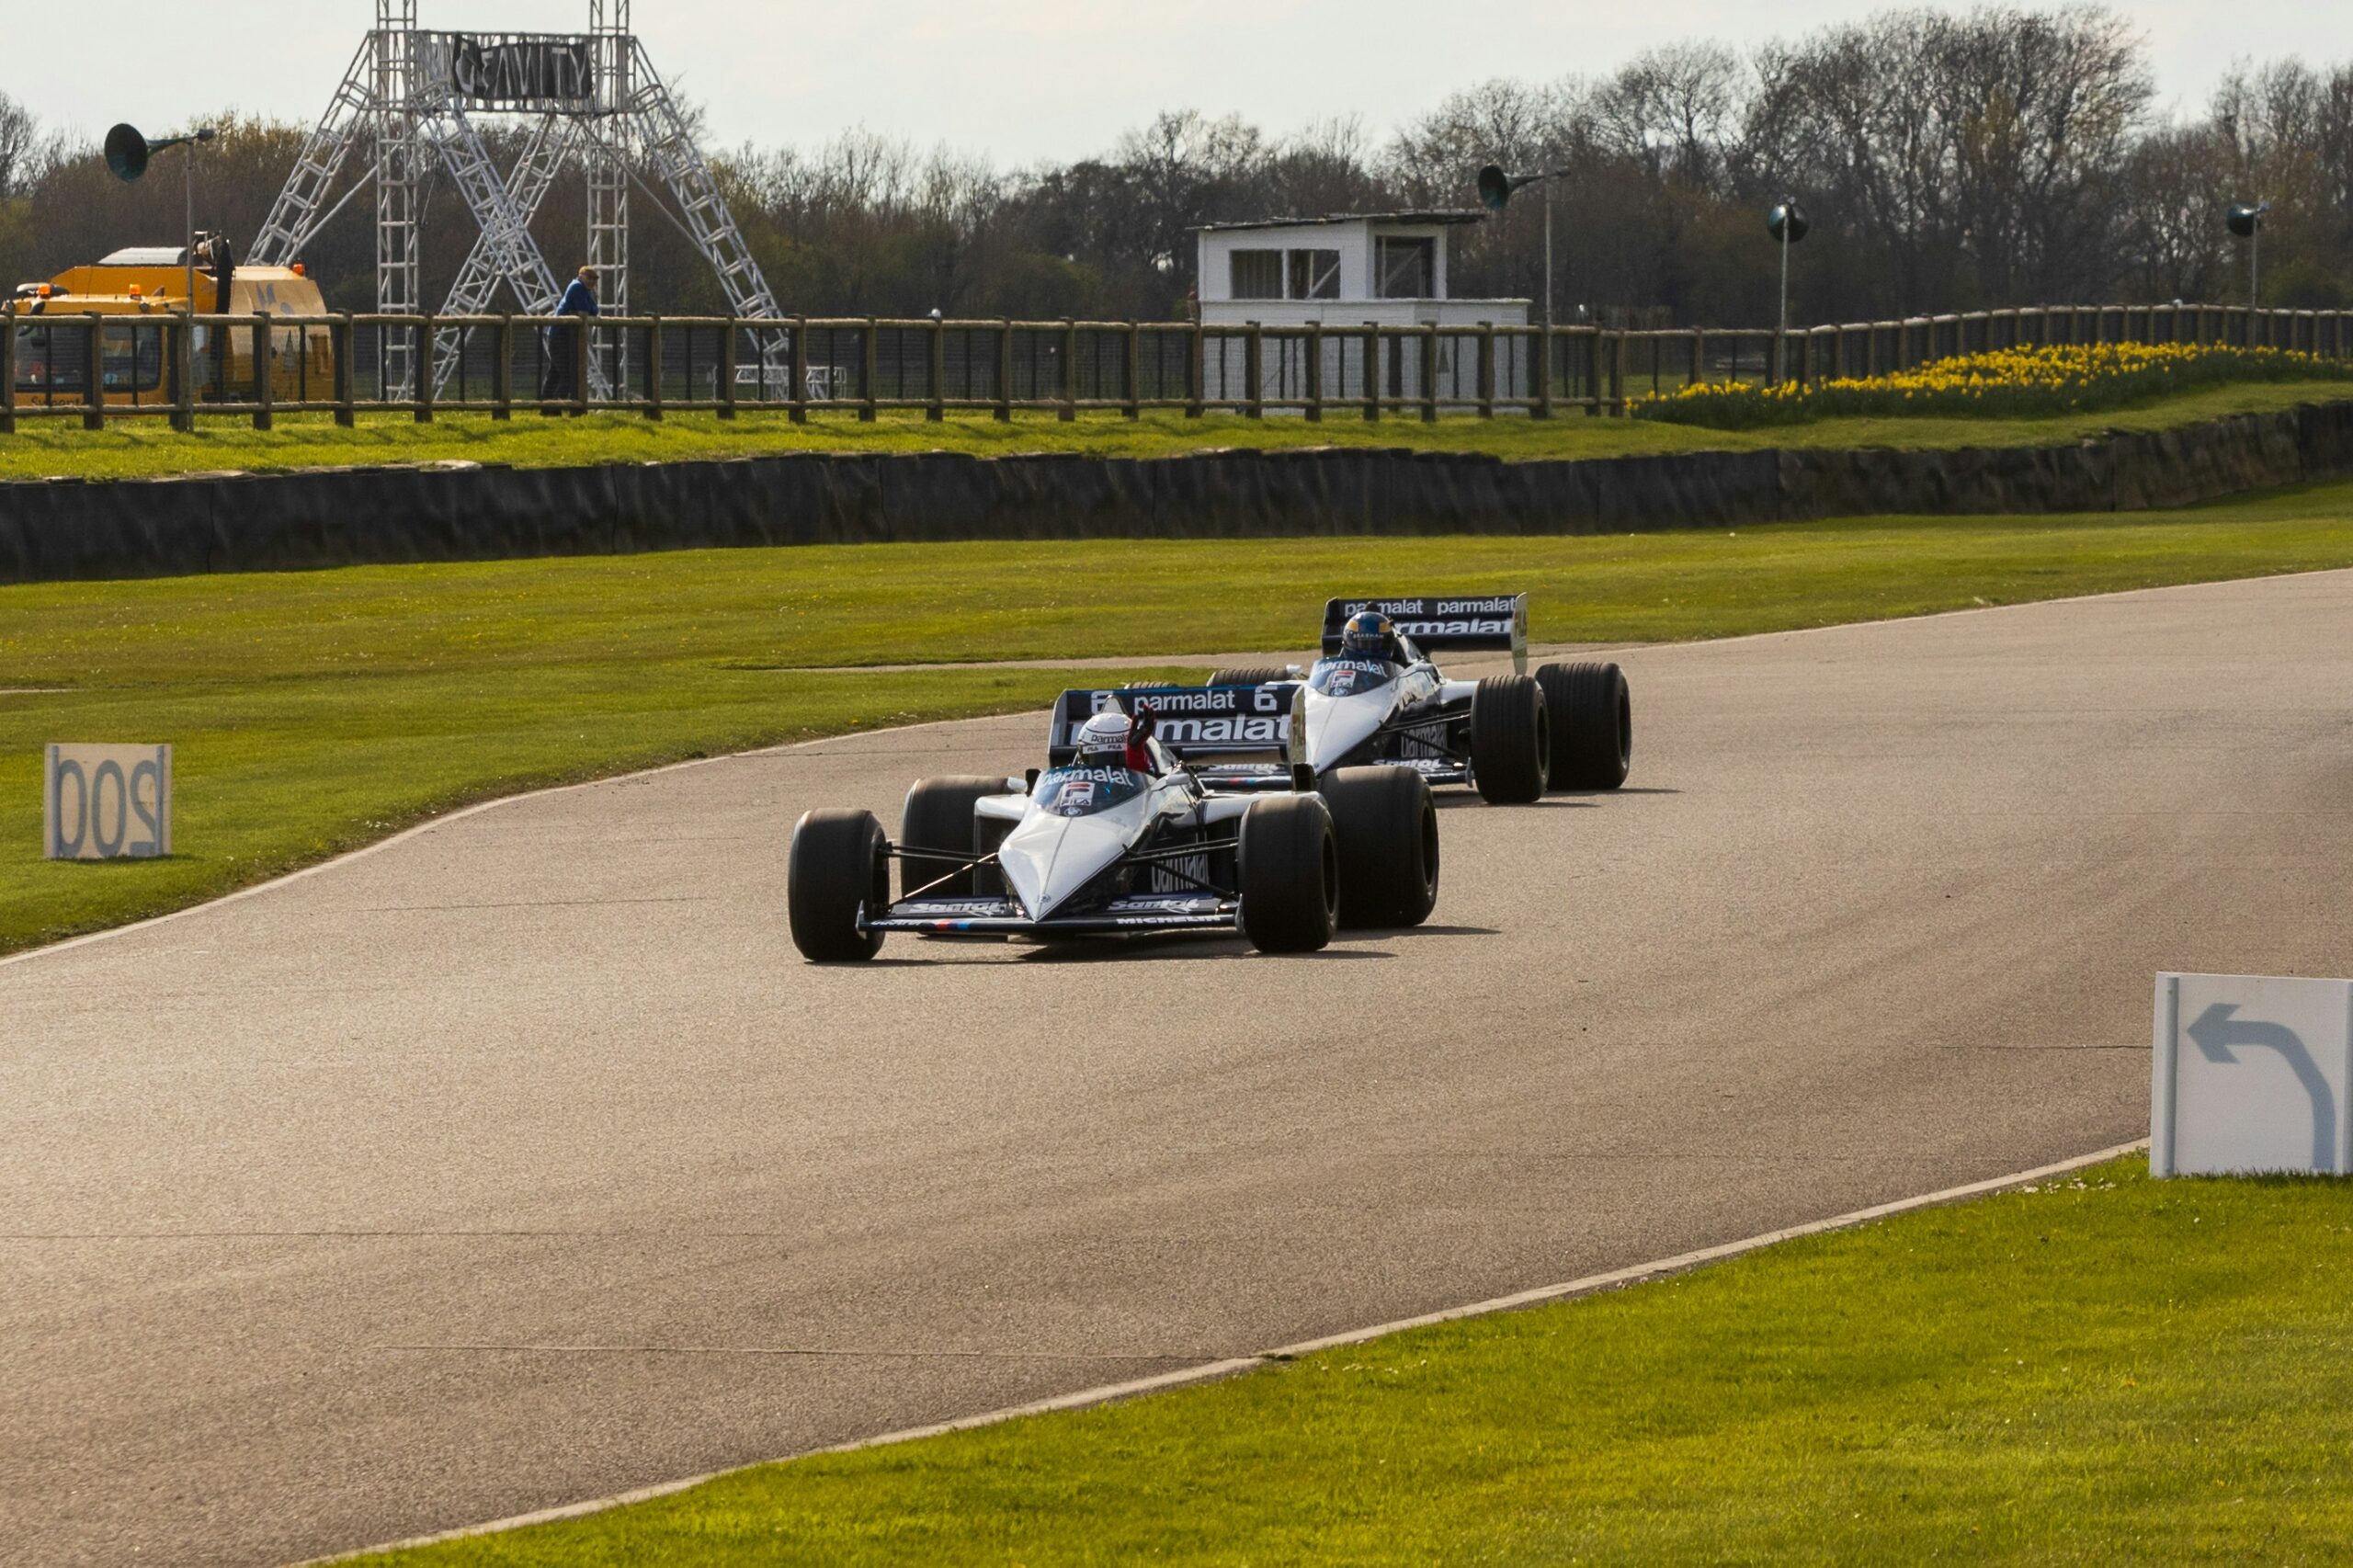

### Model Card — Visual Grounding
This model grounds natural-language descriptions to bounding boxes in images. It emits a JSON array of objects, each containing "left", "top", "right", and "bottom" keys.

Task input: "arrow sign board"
[{"left": 2153, "top": 973, "right": 2353, "bottom": 1176}]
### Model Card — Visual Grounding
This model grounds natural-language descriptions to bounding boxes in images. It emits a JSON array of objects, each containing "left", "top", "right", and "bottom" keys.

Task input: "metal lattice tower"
[{"left": 254, "top": 0, "right": 786, "bottom": 399}]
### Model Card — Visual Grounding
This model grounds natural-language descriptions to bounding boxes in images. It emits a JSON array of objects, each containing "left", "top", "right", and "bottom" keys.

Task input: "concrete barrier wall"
[{"left": 6, "top": 401, "right": 2351, "bottom": 585}]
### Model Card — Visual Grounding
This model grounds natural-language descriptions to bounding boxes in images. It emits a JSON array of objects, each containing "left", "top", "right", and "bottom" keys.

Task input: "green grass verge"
[
  {"left": 0, "top": 381, "right": 2342, "bottom": 481},
  {"left": 9, "top": 478, "right": 2353, "bottom": 956},
  {"left": 353, "top": 1156, "right": 2353, "bottom": 1565}
]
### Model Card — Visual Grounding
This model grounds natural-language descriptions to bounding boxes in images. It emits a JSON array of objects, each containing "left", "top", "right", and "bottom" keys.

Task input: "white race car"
[
  {"left": 1190, "top": 593, "right": 1631, "bottom": 804},
  {"left": 787, "top": 685, "right": 1440, "bottom": 961}
]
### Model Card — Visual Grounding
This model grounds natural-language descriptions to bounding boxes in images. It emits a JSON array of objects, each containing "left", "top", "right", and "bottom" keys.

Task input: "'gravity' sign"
[
  {"left": 437, "top": 34, "right": 597, "bottom": 106},
  {"left": 2153, "top": 972, "right": 2353, "bottom": 1176},
  {"left": 45, "top": 744, "right": 171, "bottom": 860}
]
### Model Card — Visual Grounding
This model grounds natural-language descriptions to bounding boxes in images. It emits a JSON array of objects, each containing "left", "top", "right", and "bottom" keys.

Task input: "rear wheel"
[
  {"left": 900, "top": 776, "right": 1007, "bottom": 898},
  {"left": 1208, "top": 665, "right": 1294, "bottom": 687},
  {"left": 1537, "top": 662, "right": 1631, "bottom": 790},
  {"left": 1470, "top": 675, "right": 1551, "bottom": 804},
  {"left": 1237, "top": 795, "right": 1337, "bottom": 953},
  {"left": 788, "top": 808, "right": 889, "bottom": 962},
  {"left": 1321, "top": 766, "right": 1439, "bottom": 928}
]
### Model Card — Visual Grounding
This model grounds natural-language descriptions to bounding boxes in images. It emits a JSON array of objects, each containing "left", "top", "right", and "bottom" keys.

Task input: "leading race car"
[
  {"left": 1194, "top": 593, "right": 1632, "bottom": 804},
  {"left": 786, "top": 683, "right": 1441, "bottom": 962}
]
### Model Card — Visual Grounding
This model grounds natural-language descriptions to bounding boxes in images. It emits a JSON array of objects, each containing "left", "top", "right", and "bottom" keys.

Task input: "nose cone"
[
  {"left": 997, "top": 799, "right": 1146, "bottom": 919},
  {"left": 1302, "top": 688, "right": 1386, "bottom": 770}
]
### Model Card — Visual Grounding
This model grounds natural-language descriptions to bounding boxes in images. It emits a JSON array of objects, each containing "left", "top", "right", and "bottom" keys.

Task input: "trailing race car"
[
  {"left": 787, "top": 683, "right": 1440, "bottom": 962},
  {"left": 1194, "top": 594, "right": 1631, "bottom": 804}
]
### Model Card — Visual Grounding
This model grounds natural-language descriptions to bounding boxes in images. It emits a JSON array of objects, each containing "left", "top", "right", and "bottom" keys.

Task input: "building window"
[
  {"left": 1287, "top": 249, "right": 1341, "bottom": 301},
  {"left": 1376, "top": 236, "right": 1435, "bottom": 299},
  {"left": 1229, "top": 248, "right": 1283, "bottom": 301}
]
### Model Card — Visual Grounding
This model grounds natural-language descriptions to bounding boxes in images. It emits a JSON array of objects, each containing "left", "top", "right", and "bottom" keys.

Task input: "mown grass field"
[
  {"left": 351, "top": 1155, "right": 2353, "bottom": 1565},
  {"left": 7, "top": 480, "right": 2353, "bottom": 956},
  {"left": 0, "top": 380, "right": 2343, "bottom": 481}
]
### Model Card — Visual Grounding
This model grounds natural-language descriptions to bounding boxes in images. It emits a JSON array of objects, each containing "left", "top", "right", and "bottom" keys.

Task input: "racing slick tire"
[
  {"left": 900, "top": 776, "right": 1006, "bottom": 899},
  {"left": 788, "top": 808, "right": 889, "bottom": 963},
  {"left": 1537, "top": 661, "right": 1632, "bottom": 790},
  {"left": 1321, "top": 766, "right": 1439, "bottom": 928},
  {"left": 1470, "top": 675, "right": 1551, "bottom": 804},
  {"left": 1207, "top": 665, "right": 1293, "bottom": 687},
  {"left": 1237, "top": 794, "right": 1338, "bottom": 953}
]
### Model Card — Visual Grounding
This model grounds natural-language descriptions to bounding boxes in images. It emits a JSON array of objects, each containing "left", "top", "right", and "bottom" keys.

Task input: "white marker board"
[
  {"left": 44, "top": 744, "right": 172, "bottom": 860},
  {"left": 2153, "top": 972, "right": 2353, "bottom": 1177}
]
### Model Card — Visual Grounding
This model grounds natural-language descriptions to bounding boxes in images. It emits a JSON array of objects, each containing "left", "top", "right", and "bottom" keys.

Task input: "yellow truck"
[{"left": 6, "top": 243, "right": 334, "bottom": 410}]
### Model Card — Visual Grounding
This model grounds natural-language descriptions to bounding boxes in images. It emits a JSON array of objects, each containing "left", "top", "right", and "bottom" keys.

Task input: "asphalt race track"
[{"left": 6, "top": 571, "right": 2351, "bottom": 1566}]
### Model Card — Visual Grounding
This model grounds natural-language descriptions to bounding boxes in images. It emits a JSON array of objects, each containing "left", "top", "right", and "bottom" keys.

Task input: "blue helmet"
[{"left": 1342, "top": 610, "right": 1397, "bottom": 660}]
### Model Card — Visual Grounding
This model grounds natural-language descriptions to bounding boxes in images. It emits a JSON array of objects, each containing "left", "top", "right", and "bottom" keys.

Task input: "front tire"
[
  {"left": 1208, "top": 665, "right": 1293, "bottom": 687},
  {"left": 1237, "top": 795, "right": 1337, "bottom": 953},
  {"left": 1537, "top": 662, "right": 1631, "bottom": 790},
  {"left": 900, "top": 776, "right": 1008, "bottom": 898},
  {"left": 788, "top": 808, "right": 889, "bottom": 962},
  {"left": 1470, "top": 675, "right": 1550, "bottom": 804},
  {"left": 1321, "top": 766, "right": 1439, "bottom": 928}
]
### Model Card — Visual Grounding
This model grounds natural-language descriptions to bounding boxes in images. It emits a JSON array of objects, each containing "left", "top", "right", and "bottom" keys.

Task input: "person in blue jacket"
[{"left": 540, "top": 266, "right": 599, "bottom": 409}]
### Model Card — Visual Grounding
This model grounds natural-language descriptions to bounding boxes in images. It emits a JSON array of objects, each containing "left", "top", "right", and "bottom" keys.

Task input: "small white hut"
[{"left": 1193, "top": 212, "right": 1530, "bottom": 406}]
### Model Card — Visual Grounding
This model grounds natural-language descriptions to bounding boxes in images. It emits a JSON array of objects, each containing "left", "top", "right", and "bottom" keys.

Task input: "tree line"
[{"left": 2, "top": 6, "right": 2346, "bottom": 329}]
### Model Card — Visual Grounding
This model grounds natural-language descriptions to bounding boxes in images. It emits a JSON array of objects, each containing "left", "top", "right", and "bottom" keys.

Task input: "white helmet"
[{"left": 1075, "top": 710, "right": 1131, "bottom": 758}]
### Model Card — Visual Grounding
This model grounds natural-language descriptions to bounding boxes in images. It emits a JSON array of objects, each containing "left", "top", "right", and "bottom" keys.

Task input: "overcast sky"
[{"left": 13, "top": 0, "right": 2351, "bottom": 165}]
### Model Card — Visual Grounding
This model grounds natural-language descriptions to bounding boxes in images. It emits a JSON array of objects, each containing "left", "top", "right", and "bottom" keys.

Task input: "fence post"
[
  {"left": 490, "top": 314, "right": 512, "bottom": 420},
  {"left": 927, "top": 314, "right": 946, "bottom": 423},
  {"left": 1125, "top": 322, "right": 1142, "bottom": 420},
  {"left": 719, "top": 320, "right": 739, "bottom": 421},
  {"left": 244, "top": 314, "right": 275, "bottom": 431},
  {"left": 1187, "top": 322, "right": 1205, "bottom": 419},
  {"left": 790, "top": 316, "right": 809, "bottom": 424},
  {"left": 1420, "top": 324, "right": 1439, "bottom": 423},
  {"left": 1534, "top": 325, "right": 1554, "bottom": 418},
  {"left": 572, "top": 314, "right": 589, "bottom": 416},
  {"left": 81, "top": 314, "right": 106, "bottom": 432},
  {"left": 1061, "top": 318, "right": 1078, "bottom": 422},
  {"left": 860, "top": 318, "right": 879, "bottom": 423},
  {"left": 1304, "top": 321, "right": 1324, "bottom": 423},
  {"left": 1364, "top": 323, "right": 1381, "bottom": 422},
  {"left": 330, "top": 315, "right": 353, "bottom": 427},
  {"left": 176, "top": 314, "right": 202, "bottom": 431},
  {"left": 410, "top": 314, "right": 435, "bottom": 424},
  {"left": 996, "top": 319, "right": 1014, "bottom": 422},
  {"left": 644, "top": 315, "right": 665, "bottom": 421},
  {"left": 1245, "top": 322, "right": 1264, "bottom": 418},
  {"left": 1612, "top": 328, "right": 1629, "bottom": 416},
  {"left": 1472, "top": 325, "right": 1493, "bottom": 417},
  {"left": 0, "top": 312, "right": 14, "bottom": 435}
]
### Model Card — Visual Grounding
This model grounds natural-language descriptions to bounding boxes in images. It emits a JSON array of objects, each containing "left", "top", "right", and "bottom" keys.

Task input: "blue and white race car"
[
  {"left": 1187, "top": 594, "right": 1631, "bottom": 804},
  {"left": 786, "top": 683, "right": 1441, "bottom": 961}
]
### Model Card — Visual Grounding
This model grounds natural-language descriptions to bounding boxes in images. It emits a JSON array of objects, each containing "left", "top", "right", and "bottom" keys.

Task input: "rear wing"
[
  {"left": 1048, "top": 684, "right": 1307, "bottom": 767},
  {"left": 1322, "top": 594, "right": 1528, "bottom": 675}
]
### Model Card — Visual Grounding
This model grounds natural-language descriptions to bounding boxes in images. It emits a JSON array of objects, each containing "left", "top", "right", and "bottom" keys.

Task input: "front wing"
[{"left": 863, "top": 891, "right": 1237, "bottom": 937}]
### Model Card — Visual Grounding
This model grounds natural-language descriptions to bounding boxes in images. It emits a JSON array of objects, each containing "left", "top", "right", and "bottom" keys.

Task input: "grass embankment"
[
  {"left": 9, "top": 481, "right": 2353, "bottom": 955},
  {"left": 356, "top": 1156, "right": 2353, "bottom": 1565},
  {"left": 0, "top": 380, "right": 2343, "bottom": 481}
]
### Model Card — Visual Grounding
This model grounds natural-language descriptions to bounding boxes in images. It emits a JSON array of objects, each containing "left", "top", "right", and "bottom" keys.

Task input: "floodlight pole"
[
  {"left": 184, "top": 143, "right": 196, "bottom": 314},
  {"left": 1778, "top": 210, "right": 1791, "bottom": 384},
  {"left": 2250, "top": 207, "right": 2262, "bottom": 312},
  {"left": 1542, "top": 176, "right": 1555, "bottom": 330}
]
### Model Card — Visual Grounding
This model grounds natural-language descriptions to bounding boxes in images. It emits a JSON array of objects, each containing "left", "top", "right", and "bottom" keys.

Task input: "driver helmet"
[
  {"left": 1074, "top": 710, "right": 1133, "bottom": 763},
  {"left": 1341, "top": 609, "right": 1399, "bottom": 662}
]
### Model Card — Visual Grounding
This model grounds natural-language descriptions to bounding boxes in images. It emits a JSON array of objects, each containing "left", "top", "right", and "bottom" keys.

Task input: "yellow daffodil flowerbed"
[{"left": 1631, "top": 343, "right": 2353, "bottom": 429}]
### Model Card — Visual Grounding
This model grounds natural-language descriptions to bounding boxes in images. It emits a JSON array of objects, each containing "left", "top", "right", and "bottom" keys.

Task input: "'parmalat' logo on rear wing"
[
  {"left": 1048, "top": 684, "right": 1307, "bottom": 766},
  {"left": 1321, "top": 592, "right": 1528, "bottom": 674}
]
